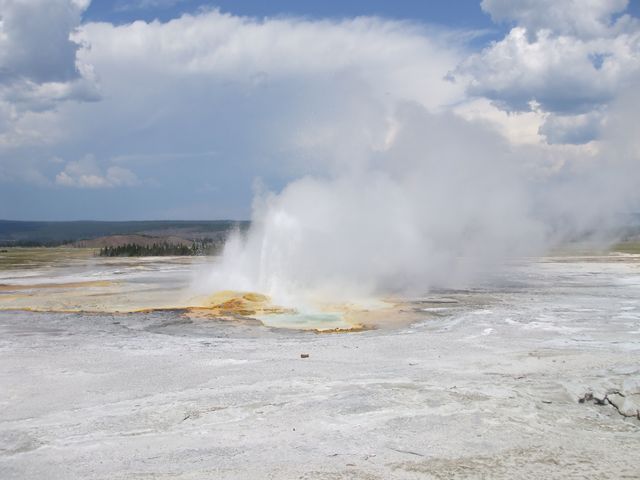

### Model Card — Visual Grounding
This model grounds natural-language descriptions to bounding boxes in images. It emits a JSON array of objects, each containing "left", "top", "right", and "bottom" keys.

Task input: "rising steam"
[{"left": 201, "top": 91, "right": 639, "bottom": 306}]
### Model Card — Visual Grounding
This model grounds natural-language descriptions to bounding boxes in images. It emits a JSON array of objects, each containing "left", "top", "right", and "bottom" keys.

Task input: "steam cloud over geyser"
[
  {"left": 207, "top": 92, "right": 639, "bottom": 304},
  {"left": 196, "top": 1, "right": 640, "bottom": 305}
]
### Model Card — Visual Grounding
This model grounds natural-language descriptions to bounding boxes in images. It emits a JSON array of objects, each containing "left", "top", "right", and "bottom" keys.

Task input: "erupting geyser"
[{"left": 202, "top": 94, "right": 640, "bottom": 308}]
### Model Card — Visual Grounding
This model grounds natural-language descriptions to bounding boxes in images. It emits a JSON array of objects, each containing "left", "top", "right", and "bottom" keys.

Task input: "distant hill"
[{"left": 0, "top": 220, "right": 249, "bottom": 247}]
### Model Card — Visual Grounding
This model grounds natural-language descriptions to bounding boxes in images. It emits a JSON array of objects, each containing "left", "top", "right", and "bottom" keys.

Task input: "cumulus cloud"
[
  {"left": 481, "top": 0, "right": 631, "bottom": 38},
  {"left": 456, "top": 0, "right": 640, "bottom": 144},
  {"left": 76, "top": 9, "right": 464, "bottom": 111},
  {"left": 459, "top": 26, "right": 640, "bottom": 114},
  {"left": 0, "top": 0, "right": 85, "bottom": 83},
  {"left": 55, "top": 155, "right": 138, "bottom": 188},
  {"left": 1, "top": 75, "right": 99, "bottom": 113},
  {"left": 0, "top": 0, "right": 99, "bottom": 147},
  {"left": 12, "top": 8, "right": 464, "bottom": 214}
]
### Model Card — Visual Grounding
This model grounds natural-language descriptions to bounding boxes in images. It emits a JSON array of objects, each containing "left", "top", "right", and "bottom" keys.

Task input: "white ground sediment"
[{"left": 1, "top": 256, "right": 639, "bottom": 479}]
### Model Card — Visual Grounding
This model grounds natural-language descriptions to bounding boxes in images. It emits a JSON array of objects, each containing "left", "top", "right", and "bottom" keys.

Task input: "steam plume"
[{"left": 203, "top": 93, "right": 639, "bottom": 306}]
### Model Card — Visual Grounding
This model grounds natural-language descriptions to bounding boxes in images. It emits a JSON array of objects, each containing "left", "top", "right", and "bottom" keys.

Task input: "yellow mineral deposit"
[
  {"left": 183, "top": 290, "right": 365, "bottom": 331},
  {"left": 185, "top": 290, "right": 293, "bottom": 317}
]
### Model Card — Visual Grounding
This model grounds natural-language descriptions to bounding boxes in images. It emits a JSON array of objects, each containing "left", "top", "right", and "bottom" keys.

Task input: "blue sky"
[
  {"left": 84, "top": 0, "right": 495, "bottom": 28},
  {"left": 0, "top": 0, "right": 639, "bottom": 220},
  {"left": 82, "top": 1, "right": 508, "bottom": 55}
]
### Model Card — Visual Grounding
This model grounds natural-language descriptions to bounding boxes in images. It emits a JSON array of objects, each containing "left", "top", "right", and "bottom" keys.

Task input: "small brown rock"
[{"left": 300, "top": 353, "right": 309, "bottom": 359}]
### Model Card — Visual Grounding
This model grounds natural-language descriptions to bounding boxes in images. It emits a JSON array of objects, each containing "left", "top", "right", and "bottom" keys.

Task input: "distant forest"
[
  {"left": 99, "top": 240, "right": 217, "bottom": 257},
  {"left": 0, "top": 220, "right": 249, "bottom": 247}
]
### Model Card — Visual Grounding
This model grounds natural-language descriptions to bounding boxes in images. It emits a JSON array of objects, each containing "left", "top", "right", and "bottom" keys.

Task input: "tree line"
[{"left": 99, "top": 240, "right": 220, "bottom": 257}]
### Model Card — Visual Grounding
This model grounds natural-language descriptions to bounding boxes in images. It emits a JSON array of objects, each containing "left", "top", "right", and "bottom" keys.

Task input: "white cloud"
[
  {"left": 454, "top": 97, "right": 546, "bottom": 146},
  {"left": 1, "top": 77, "right": 99, "bottom": 113},
  {"left": 0, "top": 0, "right": 99, "bottom": 148},
  {"left": 481, "top": 0, "right": 631, "bottom": 38},
  {"left": 455, "top": 0, "right": 640, "bottom": 144},
  {"left": 76, "top": 9, "right": 465, "bottom": 111},
  {"left": 459, "top": 26, "right": 640, "bottom": 113},
  {"left": 70, "top": 0, "right": 91, "bottom": 11},
  {"left": 42, "top": 9, "right": 469, "bottom": 192},
  {"left": 55, "top": 155, "right": 138, "bottom": 188},
  {"left": 0, "top": 0, "right": 86, "bottom": 83}
]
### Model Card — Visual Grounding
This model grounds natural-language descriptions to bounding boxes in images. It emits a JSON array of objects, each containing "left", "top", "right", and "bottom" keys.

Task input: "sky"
[
  {"left": 0, "top": 0, "right": 639, "bottom": 221},
  {"left": 84, "top": 0, "right": 498, "bottom": 30}
]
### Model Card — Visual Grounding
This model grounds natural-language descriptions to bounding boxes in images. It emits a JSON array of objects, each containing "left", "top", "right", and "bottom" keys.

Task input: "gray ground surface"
[{"left": 1, "top": 257, "right": 639, "bottom": 479}]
